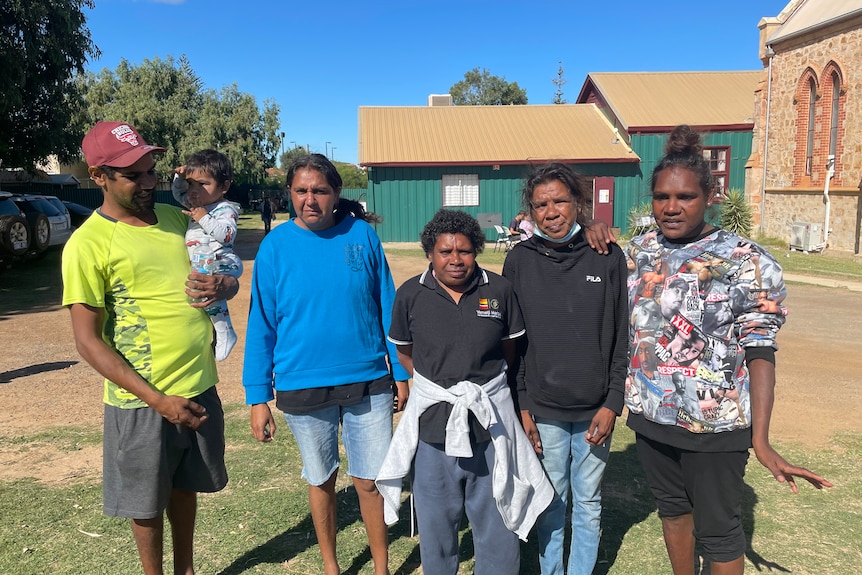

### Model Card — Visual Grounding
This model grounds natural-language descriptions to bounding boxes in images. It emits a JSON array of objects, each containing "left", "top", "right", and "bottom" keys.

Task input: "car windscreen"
[
  {"left": 17, "top": 198, "right": 62, "bottom": 217},
  {"left": 46, "top": 198, "right": 69, "bottom": 215},
  {"left": 0, "top": 199, "right": 23, "bottom": 216}
]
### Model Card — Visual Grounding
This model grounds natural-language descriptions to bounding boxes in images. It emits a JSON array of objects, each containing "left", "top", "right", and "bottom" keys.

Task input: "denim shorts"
[{"left": 284, "top": 391, "right": 393, "bottom": 485}]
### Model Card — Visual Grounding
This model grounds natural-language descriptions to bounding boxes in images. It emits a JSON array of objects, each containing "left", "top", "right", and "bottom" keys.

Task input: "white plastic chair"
[{"left": 493, "top": 225, "right": 515, "bottom": 252}]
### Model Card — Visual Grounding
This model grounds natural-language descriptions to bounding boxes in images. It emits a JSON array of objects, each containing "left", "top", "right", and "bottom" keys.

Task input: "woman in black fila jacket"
[{"left": 502, "top": 163, "right": 628, "bottom": 575}]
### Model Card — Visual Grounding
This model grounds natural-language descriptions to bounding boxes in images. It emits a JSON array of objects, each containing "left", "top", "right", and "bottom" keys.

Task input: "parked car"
[
  {"left": 0, "top": 191, "right": 30, "bottom": 262},
  {"left": 62, "top": 200, "right": 95, "bottom": 228},
  {"left": 10, "top": 193, "right": 74, "bottom": 254}
]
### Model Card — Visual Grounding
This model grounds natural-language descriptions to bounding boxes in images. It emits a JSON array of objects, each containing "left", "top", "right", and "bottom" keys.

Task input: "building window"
[
  {"left": 442, "top": 174, "right": 479, "bottom": 207},
  {"left": 702, "top": 147, "right": 729, "bottom": 196},
  {"left": 806, "top": 78, "right": 816, "bottom": 175},
  {"left": 829, "top": 72, "right": 840, "bottom": 158}
]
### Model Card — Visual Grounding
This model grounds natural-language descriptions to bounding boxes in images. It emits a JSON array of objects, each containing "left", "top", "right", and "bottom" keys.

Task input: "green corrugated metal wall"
[
  {"left": 366, "top": 165, "right": 525, "bottom": 243},
  {"left": 364, "top": 131, "right": 750, "bottom": 242},
  {"left": 614, "top": 131, "right": 753, "bottom": 233},
  {"left": 366, "top": 164, "right": 641, "bottom": 243}
]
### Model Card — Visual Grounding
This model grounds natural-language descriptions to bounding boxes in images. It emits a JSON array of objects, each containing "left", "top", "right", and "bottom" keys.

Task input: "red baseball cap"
[{"left": 81, "top": 121, "right": 166, "bottom": 168}]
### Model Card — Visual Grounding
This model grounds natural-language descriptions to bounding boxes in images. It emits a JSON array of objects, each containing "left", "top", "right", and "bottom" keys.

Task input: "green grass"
[
  {"left": 1, "top": 403, "right": 858, "bottom": 575},
  {"left": 758, "top": 245, "right": 862, "bottom": 281},
  {"left": 237, "top": 213, "right": 267, "bottom": 231}
]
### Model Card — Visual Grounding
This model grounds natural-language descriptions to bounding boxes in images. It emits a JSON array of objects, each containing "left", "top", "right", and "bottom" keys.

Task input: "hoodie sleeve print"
[
  {"left": 605, "top": 247, "right": 630, "bottom": 415},
  {"left": 728, "top": 242, "right": 787, "bottom": 350}
]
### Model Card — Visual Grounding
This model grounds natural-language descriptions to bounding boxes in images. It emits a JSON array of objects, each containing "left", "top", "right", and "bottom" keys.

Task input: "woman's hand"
[
  {"left": 394, "top": 380, "right": 410, "bottom": 412},
  {"left": 754, "top": 441, "right": 833, "bottom": 493},
  {"left": 520, "top": 410, "right": 542, "bottom": 454},
  {"left": 584, "top": 219, "right": 617, "bottom": 255},
  {"left": 250, "top": 403, "right": 277, "bottom": 443}
]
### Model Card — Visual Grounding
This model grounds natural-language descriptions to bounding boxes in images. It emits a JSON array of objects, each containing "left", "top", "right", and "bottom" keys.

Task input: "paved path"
[{"left": 784, "top": 272, "right": 862, "bottom": 292}]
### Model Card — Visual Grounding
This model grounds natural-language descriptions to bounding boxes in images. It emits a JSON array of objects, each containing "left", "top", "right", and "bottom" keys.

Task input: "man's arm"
[{"left": 69, "top": 303, "right": 209, "bottom": 429}]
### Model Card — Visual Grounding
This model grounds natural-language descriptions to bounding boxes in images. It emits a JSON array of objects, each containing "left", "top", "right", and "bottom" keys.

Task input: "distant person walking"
[{"left": 260, "top": 196, "right": 274, "bottom": 234}]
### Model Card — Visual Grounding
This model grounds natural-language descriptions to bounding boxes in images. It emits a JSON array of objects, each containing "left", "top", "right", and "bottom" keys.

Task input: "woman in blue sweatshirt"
[{"left": 243, "top": 154, "right": 408, "bottom": 575}]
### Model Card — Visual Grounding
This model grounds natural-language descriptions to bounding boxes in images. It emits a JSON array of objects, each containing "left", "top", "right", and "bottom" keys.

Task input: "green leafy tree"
[
  {"left": 77, "top": 56, "right": 280, "bottom": 188},
  {"left": 1, "top": 0, "right": 99, "bottom": 170},
  {"left": 449, "top": 67, "right": 527, "bottom": 106},
  {"left": 552, "top": 61, "right": 567, "bottom": 104},
  {"left": 279, "top": 145, "right": 311, "bottom": 170},
  {"left": 78, "top": 56, "right": 203, "bottom": 170},
  {"left": 335, "top": 162, "right": 367, "bottom": 189}
]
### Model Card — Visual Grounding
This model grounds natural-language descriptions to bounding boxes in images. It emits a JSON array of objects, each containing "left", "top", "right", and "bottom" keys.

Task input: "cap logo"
[{"left": 111, "top": 125, "right": 139, "bottom": 147}]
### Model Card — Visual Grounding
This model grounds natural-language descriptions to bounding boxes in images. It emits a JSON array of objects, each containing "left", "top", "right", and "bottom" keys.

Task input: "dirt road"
[{"left": 1, "top": 229, "right": 860, "bottom": 484}]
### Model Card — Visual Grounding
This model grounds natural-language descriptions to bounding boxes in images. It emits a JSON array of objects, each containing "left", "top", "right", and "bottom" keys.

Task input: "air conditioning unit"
[
  {"left": 427, "top": 94, "right": 453, "bottom": 106},
  {"left": 789, "top": 221, "right": 822, "bottom": 251}
]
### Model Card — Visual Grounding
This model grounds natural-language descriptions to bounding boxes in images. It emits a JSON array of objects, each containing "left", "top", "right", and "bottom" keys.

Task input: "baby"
[{"left": 173, "top": 149, "right": 243, "bottom": 361}]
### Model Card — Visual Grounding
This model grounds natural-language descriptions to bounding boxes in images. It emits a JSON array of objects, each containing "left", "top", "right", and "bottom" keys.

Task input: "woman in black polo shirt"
[{"left": 376, "top": 209, "right": 553, "bottom": 575}]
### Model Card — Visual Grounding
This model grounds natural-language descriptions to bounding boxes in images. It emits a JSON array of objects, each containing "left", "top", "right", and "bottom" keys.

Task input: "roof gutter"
[
  {"left": 359, "top": 157, "right": 641, "bottom": 168},
  {"left": 629, "top": 123, "right": 754, "bottom": 134}
]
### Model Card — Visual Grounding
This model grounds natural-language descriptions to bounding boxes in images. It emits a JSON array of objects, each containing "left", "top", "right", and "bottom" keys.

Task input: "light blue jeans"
[
  {"left": 534, "top": 416, "right": 612, "bottom": 575},
  {"left": 283, "top": 391, "right": 393, "bottom": 485}
]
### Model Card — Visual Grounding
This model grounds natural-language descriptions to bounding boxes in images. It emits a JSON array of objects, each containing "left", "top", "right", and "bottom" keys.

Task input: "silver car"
[{"left": 11, "top": 193, "right": 74, "bottom": 253}]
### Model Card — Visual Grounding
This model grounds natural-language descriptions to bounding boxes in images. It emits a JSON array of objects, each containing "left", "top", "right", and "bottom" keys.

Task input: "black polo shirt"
[{"left": 389, "top": 265, "right": 525, "bottom": 444}]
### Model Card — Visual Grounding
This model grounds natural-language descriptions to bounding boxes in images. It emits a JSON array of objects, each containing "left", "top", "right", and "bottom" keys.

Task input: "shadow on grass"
[
  {"left": 0, "top": 360, "right": 78, "bottom": 383},
  {"left": 215, "top": 484, "right": 422, "bottom": 575},
  {"left": 595, "top": 441, "right": 655, "bottom": 574},
  {"left": 0, "top": 247, "right": 64, "bottom": 317},
  {"left": 596, "top": 442, "right": 788, "bottom": 575}
]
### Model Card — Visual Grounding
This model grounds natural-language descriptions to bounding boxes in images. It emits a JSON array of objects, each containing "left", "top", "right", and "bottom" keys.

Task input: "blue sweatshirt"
[{"left": 243, "top": 216, "right": 408, "bottom": 405}]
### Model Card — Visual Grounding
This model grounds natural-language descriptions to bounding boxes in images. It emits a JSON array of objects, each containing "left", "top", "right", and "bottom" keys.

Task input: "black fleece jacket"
[{"left": 502, "top": 233, "right": 629, "bottom": 422}]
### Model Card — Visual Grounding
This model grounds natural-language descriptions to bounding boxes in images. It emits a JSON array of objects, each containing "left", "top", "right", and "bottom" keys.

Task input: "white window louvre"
[{"left": 442, "top": 174, "right": 479, "bottom": 207}]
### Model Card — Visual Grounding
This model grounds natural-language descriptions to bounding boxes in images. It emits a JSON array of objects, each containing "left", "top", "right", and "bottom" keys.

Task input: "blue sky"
[{"left": 84, "top": 0, "right": 789, "bottom": 165}]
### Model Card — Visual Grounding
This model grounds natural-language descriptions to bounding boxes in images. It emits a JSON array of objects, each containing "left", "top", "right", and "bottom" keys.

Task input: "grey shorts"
[{"left": 102, "top": 386, "right": 228, "bottom": 519}]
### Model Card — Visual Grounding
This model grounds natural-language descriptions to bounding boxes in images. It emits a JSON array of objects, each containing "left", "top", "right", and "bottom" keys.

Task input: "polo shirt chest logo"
[{"left": 476, "top": 298, "right": 502, "bottom": 319}]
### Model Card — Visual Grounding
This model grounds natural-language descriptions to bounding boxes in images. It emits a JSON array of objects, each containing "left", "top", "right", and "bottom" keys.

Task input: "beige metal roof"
[
  {"left": 768, "top": 0, "right": 862, "bottom": 45},
  {"left": 358, "top": 104, "right": 638, "bottom": 166},
  {"left": 580, "top": 71, "right": 761, "bottom": 131}
]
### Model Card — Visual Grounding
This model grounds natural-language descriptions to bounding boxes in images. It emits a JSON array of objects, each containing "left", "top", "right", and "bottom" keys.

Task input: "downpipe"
[{"left": 815, "top": 155, "right": 835, "bottom": 253}]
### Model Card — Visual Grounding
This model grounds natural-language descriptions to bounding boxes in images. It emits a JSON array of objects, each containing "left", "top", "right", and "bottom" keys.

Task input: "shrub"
[
  {"left": 625, "top": 201, "right": 656, "bottom": 239},
  {"left": 720, "top": 188, "right": 753, "bottom": 238}
]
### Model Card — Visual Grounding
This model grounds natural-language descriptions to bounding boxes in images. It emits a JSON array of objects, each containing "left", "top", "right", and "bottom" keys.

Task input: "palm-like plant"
[{"left": 719, "top": 188, "right": 753, "bottom": 238}]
